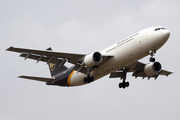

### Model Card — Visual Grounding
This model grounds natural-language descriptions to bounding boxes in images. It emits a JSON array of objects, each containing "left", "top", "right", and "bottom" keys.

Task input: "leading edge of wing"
[
  {"left": 6, "top": 46, "right": 85, "bottom": 58},
  {"left": 18, "top": 75, "right": 54, "bottom": 82}
]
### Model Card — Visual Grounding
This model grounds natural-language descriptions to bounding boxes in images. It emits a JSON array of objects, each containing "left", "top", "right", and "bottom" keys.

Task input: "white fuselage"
[{"left": 69, "top": 26, "right": 170, "bottom": 86}]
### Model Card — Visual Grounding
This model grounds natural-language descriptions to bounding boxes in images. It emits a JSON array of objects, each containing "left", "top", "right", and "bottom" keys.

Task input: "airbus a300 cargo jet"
[{"left": 7, "top": 26, "right": 173, "bottom": 89}]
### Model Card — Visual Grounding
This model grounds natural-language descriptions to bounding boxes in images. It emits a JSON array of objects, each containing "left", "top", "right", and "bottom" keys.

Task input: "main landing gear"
[
  {"left": 84, "top": 75, "right": 94, "bottom": 83},
  {"left": 119, "top": 68, "right": 129, "bottom": 89},
  {"left": 118, "top": 50, "right": 157, "bottom": 89},
  {"left": 83, "top": 67, "right": 94, "bottom": 83}
]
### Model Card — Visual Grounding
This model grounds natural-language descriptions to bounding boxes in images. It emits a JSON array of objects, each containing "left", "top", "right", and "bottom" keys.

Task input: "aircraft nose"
[
  {"left": 157, "top": 29, "right": 170, "bottom": 45},
  {"left": 163, "top": 29, "right": 170, "bottom": 39},
  {"left": 159, "top": 29, "right": 170, "bottom": 41}
]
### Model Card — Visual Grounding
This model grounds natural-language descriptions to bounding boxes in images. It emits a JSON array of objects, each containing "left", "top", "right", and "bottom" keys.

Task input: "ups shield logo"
[{"left": 50, "top": 63, "right": 56, "bottom": 71}]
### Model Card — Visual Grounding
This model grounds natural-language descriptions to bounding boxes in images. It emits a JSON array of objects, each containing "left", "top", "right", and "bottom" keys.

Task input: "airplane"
[{"left": 6, "top": 26, "right": 173, "bottom": 89}]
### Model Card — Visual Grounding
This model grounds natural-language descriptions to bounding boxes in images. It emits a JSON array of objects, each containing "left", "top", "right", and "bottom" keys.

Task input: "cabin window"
[{"left": 155, "top": 28, "right": 166, "bottom": 31}]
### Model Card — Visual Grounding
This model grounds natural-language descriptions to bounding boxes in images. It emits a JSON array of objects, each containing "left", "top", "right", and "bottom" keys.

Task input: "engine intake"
[
  {"left": 144, "top": 62, "right": 162, "bottom": 76},
  {"left": 84, "top": 52, "right": 102, "bottom": 67}
]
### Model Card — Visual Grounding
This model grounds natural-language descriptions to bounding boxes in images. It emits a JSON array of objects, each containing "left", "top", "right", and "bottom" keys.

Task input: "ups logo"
[{"left": 50, "top": 63, "right": 56, "bottom": 71}]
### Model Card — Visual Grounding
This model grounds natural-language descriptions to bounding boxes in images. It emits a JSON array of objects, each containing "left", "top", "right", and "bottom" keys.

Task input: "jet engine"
[
  {"left": 144, "top": 62, "right": 162, "bottom": 76},
  {"left": 84, "top": 52, "right": 102, "bottom": 67}
]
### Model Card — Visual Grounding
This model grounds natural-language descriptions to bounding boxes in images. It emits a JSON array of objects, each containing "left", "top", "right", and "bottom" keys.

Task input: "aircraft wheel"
[
  {"left": 119, "top": 83, "right": 122, "bottom": 88},
  {"left": 85, "top": 76, "right": 94, "bottom": 83},
  {"left": 83, "top": 78, "right": 87, "bottom": 83},
  {"left": 149, "top": 57, "right": 155, "bottom": 62},
  {"left": 87, "top": 79, "right": 90, "bottom": 83},
  {"left": 90, "top": 77, "right": 94, "bottom": 82},
  {"left": 119, "top": 82, "right": 129, "bottom": 89},
  {"left": 125, "top": 82, "right": 129, "bottom": 87},
  {"left": 119, "top": 83, "right": 125, "bottom": 88}
]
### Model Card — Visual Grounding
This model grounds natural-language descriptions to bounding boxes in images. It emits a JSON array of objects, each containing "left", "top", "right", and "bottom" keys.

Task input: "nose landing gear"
[{"left": 149, "top": 50, "right": 156, "bottom": 62}]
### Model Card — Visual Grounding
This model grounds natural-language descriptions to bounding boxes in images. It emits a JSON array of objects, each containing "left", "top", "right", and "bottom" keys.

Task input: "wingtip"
[
  {"left": 166, "top": 72, "right": 174, "bottom": 77},
  {"left": 18, "top": 76, "right": 22, "bottom": 78},
  {"left": 18, "top": 75, "right": 24, "bottom": 78},
  {"left": 6, "top": 46, "right": 14, "bottom": 51}
]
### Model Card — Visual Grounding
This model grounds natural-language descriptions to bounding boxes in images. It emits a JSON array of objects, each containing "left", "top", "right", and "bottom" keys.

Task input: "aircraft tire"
[
  {"left": 149, "top": 57, "right": 155, "bottom": 62},
  {"left": 119, "top": 82, "right": 129, "bottom": 89},
  {"left": 90, "top": 77, "right": 94, "bottom": 82},
  {"left": 119, "top": 83, "right": 123, "bottom": 88},
  {"left": 125, "top": 82, "right": 129, "bottom": 87},
  {"left": 84, "top": 78, "right": 87, "bottom": 83},
  {"left": 84, "top": 76, "right": 94, "bottom": 83}
]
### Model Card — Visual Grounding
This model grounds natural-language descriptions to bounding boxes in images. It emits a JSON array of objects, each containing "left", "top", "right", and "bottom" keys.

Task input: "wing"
[
  {"left": 7, "top": 46, "right": 84, "bottom": 65},
  {"left": 110, "top": 61, "right": 173, "bottom": 79},
  {"left": 7, "top": 47, "right": 113, "bottom": 68}
]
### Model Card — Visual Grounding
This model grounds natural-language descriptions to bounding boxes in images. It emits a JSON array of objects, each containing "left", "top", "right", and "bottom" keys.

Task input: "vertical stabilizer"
[{"left": 46, "top": 47, "right": 68, "bottom": 77}]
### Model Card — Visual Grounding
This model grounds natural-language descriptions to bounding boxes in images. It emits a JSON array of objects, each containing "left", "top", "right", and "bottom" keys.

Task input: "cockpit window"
[
  {"left": 155, "top": 28, "right": 166, "bottom": 31},
  {"left": 155, "top": 28, "right": 160, "bottom": 31}
]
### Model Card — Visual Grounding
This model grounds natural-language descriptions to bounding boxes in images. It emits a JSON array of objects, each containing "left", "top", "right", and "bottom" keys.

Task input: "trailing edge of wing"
[{"left": 18, "top": 75, "right": 54, "bottom": 82}]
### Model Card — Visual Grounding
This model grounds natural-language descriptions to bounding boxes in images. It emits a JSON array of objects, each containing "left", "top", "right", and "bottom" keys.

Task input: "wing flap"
[
  {"left": 132, "top": 71, "right": 153, "bottom": 79},
  {"left": 109, "top": 72, "right": 123, "bottom": 79},
  {"left": 20, "top": 53, "right": 62, "bottom": 64},
  {"left": 18, "top": 75, "right": 54, "bottom": 82}
]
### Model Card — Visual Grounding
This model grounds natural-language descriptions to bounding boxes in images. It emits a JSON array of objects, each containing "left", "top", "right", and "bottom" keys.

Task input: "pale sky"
[{"left": 1, "top": 0, "right": 180, "bottom": 120}]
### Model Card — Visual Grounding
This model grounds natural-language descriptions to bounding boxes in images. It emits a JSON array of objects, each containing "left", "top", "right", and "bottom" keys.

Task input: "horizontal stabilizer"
[{"left": 18, "top": 75, "right": 54, "bottom": 82}]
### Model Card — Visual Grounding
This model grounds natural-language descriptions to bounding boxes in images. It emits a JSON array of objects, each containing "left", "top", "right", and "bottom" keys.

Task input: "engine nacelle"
[
  {"left": 84, "top": 52, "right": 102, "bottom": 67},
  {"left": 144, "top": 62, "right": 162, "bottom": 76}
]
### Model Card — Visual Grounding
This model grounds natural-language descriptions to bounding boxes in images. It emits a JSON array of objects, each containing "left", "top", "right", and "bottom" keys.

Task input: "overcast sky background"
[{"left": 1, "top": 0, "right": 180, "bottom": 120}]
